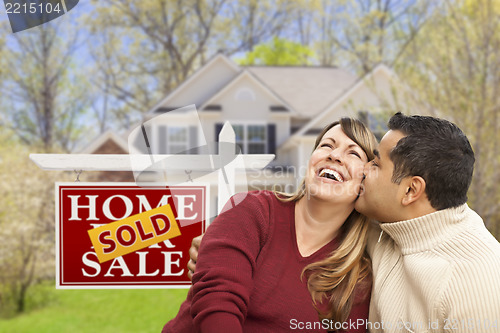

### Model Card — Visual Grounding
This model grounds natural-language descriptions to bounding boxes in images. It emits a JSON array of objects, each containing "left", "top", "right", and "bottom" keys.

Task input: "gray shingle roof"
[{"left": 246, "top": 66, "right": 357, "bottom": 118}]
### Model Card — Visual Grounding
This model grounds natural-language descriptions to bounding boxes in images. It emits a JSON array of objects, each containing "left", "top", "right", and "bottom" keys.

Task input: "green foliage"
[
  {"left": 0, "top": 136, "right": 69, "bottom": 316},
  {"left": 237, "top": 37, "right": 315, "bottom": 65},
  {"left": 308, "top": 0, "right": 434, "bottom": 73},
  {"left": 395, "top": 0, "right": 500, "bottom": 239},
  {"left": 0, "top": 281, "right": 189, "bottom": 332}
]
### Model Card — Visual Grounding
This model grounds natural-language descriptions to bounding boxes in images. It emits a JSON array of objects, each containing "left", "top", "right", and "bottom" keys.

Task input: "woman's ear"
[{"left": 401, "top": 176, "right": 427, "bottom": 206}]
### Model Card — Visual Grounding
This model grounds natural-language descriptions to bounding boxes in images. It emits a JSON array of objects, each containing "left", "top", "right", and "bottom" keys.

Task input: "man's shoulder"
[
  {"left": 438, "top": 205, "right": 500, "bottom": 260},
  {"left": 441, "top": 220, "right": 500, "bottom": 283},
  {"left": 454, "top": 208, "right": 500, "bottom": 258}
]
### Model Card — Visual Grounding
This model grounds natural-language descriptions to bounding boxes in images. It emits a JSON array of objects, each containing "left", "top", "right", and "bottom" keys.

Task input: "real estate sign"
[{"left": 55, "top": 183, "right": 209, "bottom": 289}]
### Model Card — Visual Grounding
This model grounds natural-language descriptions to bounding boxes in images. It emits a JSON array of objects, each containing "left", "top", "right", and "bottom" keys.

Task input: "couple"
[{"left": 164, "top": 113, "right": 500, "bottom": 332}]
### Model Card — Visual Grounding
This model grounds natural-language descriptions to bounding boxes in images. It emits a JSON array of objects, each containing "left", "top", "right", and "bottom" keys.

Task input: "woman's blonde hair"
[{"left": 275, "top": 117, "right": 377, "bottom": 323}]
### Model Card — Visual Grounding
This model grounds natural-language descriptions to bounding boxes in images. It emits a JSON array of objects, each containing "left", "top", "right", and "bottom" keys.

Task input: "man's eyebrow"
[{"left": 373, "top": 149, "right": 380, "bottom": 158}]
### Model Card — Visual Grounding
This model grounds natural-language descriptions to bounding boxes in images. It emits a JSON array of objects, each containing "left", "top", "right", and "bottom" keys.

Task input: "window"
[
  {"left": 233, "top": 124, "right": 267, "bottom": 154},
  {"left": 167, "top": 127, "right": 188, "bottom": 153},
  {"left": 247, "top": 125, "right": 266, "bottom": 153},
  {"left": 158, "top": 126, "right": 189, "bottom": 154},
  {"left": 235, "top": 88, "right": 256, "bottom": 101}
]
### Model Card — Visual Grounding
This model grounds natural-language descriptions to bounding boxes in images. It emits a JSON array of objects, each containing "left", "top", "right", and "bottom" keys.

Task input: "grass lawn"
[{"left": 0, "top": 282, "right": 189, "bottom": 333}]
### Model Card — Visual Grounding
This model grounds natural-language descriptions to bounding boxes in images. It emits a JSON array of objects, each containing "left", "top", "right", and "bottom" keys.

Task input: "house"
[{"left": 82, "top": 54, "right": 401, "bottom": 216}]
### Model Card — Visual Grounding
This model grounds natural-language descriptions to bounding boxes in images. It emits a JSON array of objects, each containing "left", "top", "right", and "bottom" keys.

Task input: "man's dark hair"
[{"left": 387, "top": 112, "right": 475, "bottom": 210}]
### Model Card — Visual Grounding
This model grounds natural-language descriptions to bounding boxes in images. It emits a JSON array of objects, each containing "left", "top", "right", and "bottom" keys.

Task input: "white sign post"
[{"left": 31, "top": 122, "right": 275, "bottom": 214}]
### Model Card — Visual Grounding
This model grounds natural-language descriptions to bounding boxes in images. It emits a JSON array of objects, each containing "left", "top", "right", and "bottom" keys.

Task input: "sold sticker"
[{"left": 88, "top": 204, "right": 181, "bottom": 263}]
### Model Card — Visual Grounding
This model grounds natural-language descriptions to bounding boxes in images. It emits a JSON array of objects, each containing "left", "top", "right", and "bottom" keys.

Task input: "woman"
[{"left": 163, "top": 118, "right": 377, "bottom": 333}]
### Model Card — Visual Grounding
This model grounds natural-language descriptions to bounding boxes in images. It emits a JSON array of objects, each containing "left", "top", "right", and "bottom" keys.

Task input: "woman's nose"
[
  {"left": 363, "top": 161, "right": 372, "bottom": 174},
  {"left": 328, "top": 148, "right": 343, "bottom": 164}
]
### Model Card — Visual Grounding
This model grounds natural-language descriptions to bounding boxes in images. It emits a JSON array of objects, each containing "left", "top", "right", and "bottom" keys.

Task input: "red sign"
[{"left": 56, "top": 183, "right": 209, "bottom": 289}]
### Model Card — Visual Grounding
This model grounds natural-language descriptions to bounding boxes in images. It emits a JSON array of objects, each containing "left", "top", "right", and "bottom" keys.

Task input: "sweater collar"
[{"left": 379, "top": 203, "right": 479, "bottom": 254}]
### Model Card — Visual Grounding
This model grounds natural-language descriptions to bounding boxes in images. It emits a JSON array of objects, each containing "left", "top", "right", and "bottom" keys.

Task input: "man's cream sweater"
[{"left": 367, "top": 204, "right": 500, "bottom": 333}]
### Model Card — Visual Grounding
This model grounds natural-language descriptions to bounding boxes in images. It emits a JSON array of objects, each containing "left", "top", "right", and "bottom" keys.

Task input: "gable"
[
  {"left": 78, "top": 131, "right": 128, "bottom": 154},
  {"left": 202, "top": 70, "right": 293, "bottom": 121},
  {"left": 93, "top": 139, "right": 128, "bottom": 154},
  {"left": 150, "top": 54, "right": 240, "bottom": 112},
  {"left": 281, "top": 65, "right": 400, "bottom": 149}
]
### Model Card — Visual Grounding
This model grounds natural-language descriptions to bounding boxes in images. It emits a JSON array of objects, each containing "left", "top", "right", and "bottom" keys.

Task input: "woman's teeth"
[{"left": 319, "top": 169, "right": 344, "bottom": 182}]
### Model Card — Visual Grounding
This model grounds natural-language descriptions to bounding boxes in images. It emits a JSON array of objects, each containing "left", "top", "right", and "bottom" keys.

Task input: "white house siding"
[
  {"left": 298, "top": 137, "right": 316, "bottom": 178},
  {"left": 198, "top": 74, "right": 291, "bottom": 159},
  {"left": 341, "top": 69, "right": 396, "bottom": 113},
  {"left": 270, "top": 112, "right": 290, "bottom": 153},
  {"left": 275, "top": 144, "right": 296, "bottom": 171},
  {"left": 165, "top": 56, "right": 239, "bottom": 107},
  {"left": 213, "top": 77, "right": 279, "bottom": 120}
]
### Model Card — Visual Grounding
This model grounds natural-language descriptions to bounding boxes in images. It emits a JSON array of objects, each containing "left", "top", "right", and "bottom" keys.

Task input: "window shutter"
[
  {"left": 267, "top": 124, "right": 276, "bottom": 154},
  {"left": 189, "top": 126, "right": 198, "bottom": 154},
  {"left": 215, "top": 123, "right": 223, "bottom": 141},
  {"left": 215, "top": 123, "right": 223, "bottom": 153},
  {"left": 158, "top": 125, "right": 167, "bottom": 154}
]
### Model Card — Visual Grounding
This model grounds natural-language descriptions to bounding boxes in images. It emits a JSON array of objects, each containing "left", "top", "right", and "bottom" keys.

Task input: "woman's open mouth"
[{"left": 318, "top": 168, "right": 344, "bottom": 182}]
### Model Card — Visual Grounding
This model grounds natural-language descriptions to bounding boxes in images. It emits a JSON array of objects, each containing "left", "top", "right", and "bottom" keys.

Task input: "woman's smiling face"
[{"left": 305, "top": 124, "right": 369, "bottom": 205}]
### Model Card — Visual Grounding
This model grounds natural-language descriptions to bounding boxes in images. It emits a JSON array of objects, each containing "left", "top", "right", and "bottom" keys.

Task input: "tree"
[
  {"left": 85, "top": 0, "right": 228, "bottom": 128},
  {"left": 0, "top": 20, "right": 90, "bottom": 152},
  {"left": 396, "top": 0, "right": 500, "bottom": 239},
  {"left": 86, "top": 0, "right": 296, "bottom": 129},
  {"left": 237, "top": 37, "right": 315, "bottom": 65},
  {"left": 0, "top": 133, "right": 67, "bottom": 316},
  {"left": 287, "top": 0, "right": 435, "bottom": 73},
  {"left": 218, "top": 0, "right": 295, "bottom": 53}
]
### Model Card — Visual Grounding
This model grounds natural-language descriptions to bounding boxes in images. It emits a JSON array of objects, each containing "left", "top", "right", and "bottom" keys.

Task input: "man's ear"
[{"left": 401, "top": 176, "right": 426, "bottom": 206}]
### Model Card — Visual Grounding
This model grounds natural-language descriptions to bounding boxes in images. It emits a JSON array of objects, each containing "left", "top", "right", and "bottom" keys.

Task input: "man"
[
  {"left": 187, "top": 113, "right": 500, "bottom": 332},
  {"left": 354, "top": 112, "right": 500, "bottom": 332}
]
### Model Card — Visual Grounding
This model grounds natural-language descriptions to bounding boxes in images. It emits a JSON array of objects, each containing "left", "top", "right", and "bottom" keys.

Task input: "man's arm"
[
  {"left": 440, "top": 260, "right": 500, "bottom": 332},
  {"left": 187, "top": 234, "right": 203, "bottom": 280}
]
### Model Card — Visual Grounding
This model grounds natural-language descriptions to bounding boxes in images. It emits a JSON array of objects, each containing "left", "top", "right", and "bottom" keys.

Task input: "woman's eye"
[
  {"left": 350, "top": 151, "right": 361, "bottom": 158},
  {"left": 320, "top": 143, "right": 332, "bottom": 149}
]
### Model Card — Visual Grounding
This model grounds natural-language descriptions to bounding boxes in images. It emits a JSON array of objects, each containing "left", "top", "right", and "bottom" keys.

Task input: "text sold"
[{"left": 88, "top": 204, "right": 181, "bottom": 263}]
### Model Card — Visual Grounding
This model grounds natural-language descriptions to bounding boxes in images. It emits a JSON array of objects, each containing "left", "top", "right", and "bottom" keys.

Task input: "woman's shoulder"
[
  {"left": 206, "top": 191, "right": 284, "bottom": 248},
  {"left": 215, "top": 190, "right": 293, "bottom": 236}
]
